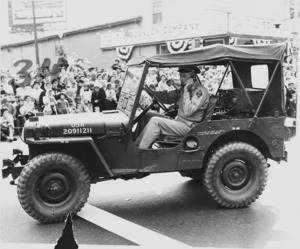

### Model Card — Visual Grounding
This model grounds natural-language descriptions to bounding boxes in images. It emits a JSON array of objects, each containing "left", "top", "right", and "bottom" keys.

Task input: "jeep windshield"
[{"left": 117, "top": 65, "right": 145, "bottom": 118}]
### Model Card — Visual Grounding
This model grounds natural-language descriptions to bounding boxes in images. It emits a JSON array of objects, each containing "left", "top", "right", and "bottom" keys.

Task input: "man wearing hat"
[{"left": 135, "top": 67, "right": 209, "bottom": 149}]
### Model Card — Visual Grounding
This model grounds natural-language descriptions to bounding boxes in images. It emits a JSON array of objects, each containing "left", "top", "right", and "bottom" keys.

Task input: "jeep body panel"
[{"left": 23, "top": 111, "right": 129, "bottom": 140}]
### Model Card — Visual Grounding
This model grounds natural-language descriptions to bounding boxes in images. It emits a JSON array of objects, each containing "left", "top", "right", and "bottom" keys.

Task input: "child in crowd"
[
  {"left": 43, "top": 89, "right": 57, "bottom": 115},
  {"left": 1, "top": 108, "right": 17, "bottom": 142},
  {"left": 105, "top": 83, "right": 117, "bottom": 110},
  {"left": 56, "top": 92, "right": 70, "bottom": 114}
]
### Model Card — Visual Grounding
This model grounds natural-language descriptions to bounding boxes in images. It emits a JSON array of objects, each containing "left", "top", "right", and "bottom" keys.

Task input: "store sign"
[
  {"left": 100, "top": 13, "right": 228, "bottom": 48},
  {"left": 229, "top": 16, "right": 290, "bottom": 38},
  {"left": 8, "top": 0, "right": 67, "bottom": 26},
  {"left": 100, "top": 12, "right": 290, "bottom": 49}
]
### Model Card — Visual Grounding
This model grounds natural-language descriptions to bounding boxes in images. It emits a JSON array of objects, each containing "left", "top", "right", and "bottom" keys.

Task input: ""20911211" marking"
[{"left": 63, "top": 128, "right": 93, "bottom": 134}]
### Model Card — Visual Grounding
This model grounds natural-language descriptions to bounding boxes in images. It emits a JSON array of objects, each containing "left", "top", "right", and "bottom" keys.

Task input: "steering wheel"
[
  {"left": 143, "top": 85, "right": 170, "bottom": 113},
  {"left": 132, "top": 86, "right": 172, "bottom": 125}
]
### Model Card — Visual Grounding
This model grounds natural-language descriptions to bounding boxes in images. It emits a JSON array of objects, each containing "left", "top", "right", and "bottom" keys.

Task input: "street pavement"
[{"left": 0, "top": 136, "right": 299, "bottom": 249}]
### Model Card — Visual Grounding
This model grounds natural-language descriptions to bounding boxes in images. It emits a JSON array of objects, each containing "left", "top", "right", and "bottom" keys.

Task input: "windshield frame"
[{"left": 117, "top": 64, "right": 148, "bottom": 130}]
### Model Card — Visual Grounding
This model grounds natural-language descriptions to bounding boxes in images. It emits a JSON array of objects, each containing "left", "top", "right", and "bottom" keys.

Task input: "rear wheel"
[
  {"left": 17, "top": 152, "right": 90, "bottom": 223},
  {"left": 203, "top": 142, "right": 268, "bottom": 208}
]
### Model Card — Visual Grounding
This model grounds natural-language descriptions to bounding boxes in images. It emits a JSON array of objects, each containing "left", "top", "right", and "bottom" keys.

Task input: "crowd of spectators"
[
  {"left": 0, "top": 55, "right": 126, "bottom": 142},
  {"left": 0, "top": 53, "right": 297, "bottom": 142}
]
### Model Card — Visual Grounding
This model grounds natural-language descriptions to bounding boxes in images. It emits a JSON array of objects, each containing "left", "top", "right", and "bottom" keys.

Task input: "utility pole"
[{"left": 32, "top": 0, "right": 40, "bottom": 67}]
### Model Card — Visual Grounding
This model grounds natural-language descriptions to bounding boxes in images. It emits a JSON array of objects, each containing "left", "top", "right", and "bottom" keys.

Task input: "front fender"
[{"left": 26, "top": 136, "right": 114, "bottom": 177}]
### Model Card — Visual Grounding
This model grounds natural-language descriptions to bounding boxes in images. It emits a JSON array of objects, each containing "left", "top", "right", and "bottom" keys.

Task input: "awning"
[{"left": 127, "top": 43, "right": 286, "bottom": 67}]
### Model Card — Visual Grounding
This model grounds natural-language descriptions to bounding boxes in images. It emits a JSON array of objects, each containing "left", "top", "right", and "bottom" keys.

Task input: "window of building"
[
  {"left": 204, "top": 38, "right": 225, "bottom": 46},
  {"left": 153, "top": 1, "right": 162, "bottom": 24},
  {"left": 251, "top": 65, "right": 269, "bottom": 89},
  {"left": 156, "top": 44, "right": 169, "bottom": 54}
]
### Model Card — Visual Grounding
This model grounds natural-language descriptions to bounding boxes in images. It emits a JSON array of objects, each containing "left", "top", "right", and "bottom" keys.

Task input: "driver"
[{"left": 135, "top": 67, "right": 209, "bottom": 149}]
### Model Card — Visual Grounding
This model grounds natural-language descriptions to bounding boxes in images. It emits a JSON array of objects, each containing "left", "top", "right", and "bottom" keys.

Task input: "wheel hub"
[
  {"left": 39, "top": 173, "right": 71, "bottom": 204},
  {"left": 47, "top": 180, "right": 64, "bottom": 195},
  {"left": 221, "top": 160, "right": 251, "bottom": 190}
]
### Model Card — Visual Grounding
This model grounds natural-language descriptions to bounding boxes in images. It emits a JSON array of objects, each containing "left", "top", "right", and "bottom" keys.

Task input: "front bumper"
[{"left": 2, "top": 149, "right": 28, "bottom": 184}]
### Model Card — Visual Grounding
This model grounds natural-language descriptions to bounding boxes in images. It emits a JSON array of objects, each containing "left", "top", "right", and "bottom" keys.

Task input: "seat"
[{"left": 201, "top": 95, "right": 218, "bottom": 122}]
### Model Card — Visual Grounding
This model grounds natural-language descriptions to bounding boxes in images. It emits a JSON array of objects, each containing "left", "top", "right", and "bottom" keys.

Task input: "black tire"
[
  {"left": 17, "top": 152, "right": 90, "bottom": 223},
  {"left": 203, "top": 142, "right": 268, "bottom": 208}
]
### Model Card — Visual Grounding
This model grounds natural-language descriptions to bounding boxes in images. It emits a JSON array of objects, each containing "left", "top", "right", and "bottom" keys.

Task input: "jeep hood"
[{"left": 23, "top": 111, "right": 129, "bottom": 140}]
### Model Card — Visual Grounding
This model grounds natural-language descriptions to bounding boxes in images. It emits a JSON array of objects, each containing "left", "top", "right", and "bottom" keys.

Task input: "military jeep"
[{"left": 2, "top": 43, "right": 296, "bottom": 223}]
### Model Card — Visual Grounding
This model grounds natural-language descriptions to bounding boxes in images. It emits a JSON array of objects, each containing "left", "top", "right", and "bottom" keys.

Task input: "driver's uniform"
[{"left": 135, "top": 84, "right": 209, "bottom": 149}]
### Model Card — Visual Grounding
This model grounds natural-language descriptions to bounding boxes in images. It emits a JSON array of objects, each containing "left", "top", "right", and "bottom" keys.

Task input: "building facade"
[{"left": 1, "top": 0, "right": 297, "bottom": 74}]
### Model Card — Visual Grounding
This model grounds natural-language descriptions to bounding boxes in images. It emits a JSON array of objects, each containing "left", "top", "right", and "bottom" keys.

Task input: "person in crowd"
[
  {"left": 30, "top": 81, "right": 43, "bottom": 110},
  {"left": 145, "top": 68, "right": 158, "bottom": 87},
  {"left": 15, "top": 83, "right": 31, "bottom": 99},
  {"left": 286, "top": 82, "right": 297, "bottom": 117},
  {"left": 91, "top": 83, "right": 106, "bottom": 112},
  {"left": 21, "top": 95, "right": 36, "bottom": 120},
  {"left": 1, "top": 97, "right": 16, "bottom": 117},
  {"left": 135, "top": 67, "right": 209, "bottom": 149},
  {"left": 76, "top": 79, "right": 84, "bottom": 97},
  {"left": 80, "top": 82, "right": 92, "bottom": 111},
  {"left": 40, "top": 74, "right": 50, "bottom": 91},
  {"left": 0, "top": 83, "right": 7, "bottom": 94},
  {"left": 67, "top": 79, "right": 77, "bottom": 98},
  {"left": 156, "top": 69, "right": 164, "bottom": 83},
  {"left": 72, "top": 96, "right": 90, "bottom": 113},
  {"left": 56, "top": 92, "right": 70, "bottom": 114},
  {"left": 95, "top": 74, "right": 103, "bottom": 88},
  {"left": 157, "top": 74, "right": 174, "bottom": 92},
  {"left": 100, "top": 72, "right": 109, "bottom": 86},
  {"left": 3, "top": 78, "right": 15, "bottom": 95},
  {"left": 288, "top": 82, "right": 296, "bottom": 95},
  {"left": 38, "top": 81, "right": 52, "bottom": 111},
  {"left": 14, "top": 98, "right": 26, "bottom": 135},
  {"left": 51, "top": 78, "right": 62, "bottom": 99},
  {"left": 139, "top": 89, "right": 153, "bottom": 110},
  {"left": 57, "top": 53, "right": 69, "bottom": 71},
  {"left": 59, "top": 76, "right": 68, "bottom": 90},
  {"left": 105, "top": 83, "right": 117, "bottom": 110},
  {"left": 43, "top": 89, "right": 57, "bottom": 115},
  {"left": 115, "top": 84, "right": 122, "bottom": 102},
  {"left": 89, "top": 72, "right": 97, "bottom": 83},
  {"left": 111, "top": 59, "right": 122, "bottom": 71},
  {"left": 89, "top": 82, "right": 95, "bottom": 93},
  {"left": 61, "top": 88, "right": 74, "bottom": 110},
  {"left": 1, "top": 108, "right": 17, "bottom": 142},
  {"left": 1, "top": 75, "right": 7, "bottom": 84}
]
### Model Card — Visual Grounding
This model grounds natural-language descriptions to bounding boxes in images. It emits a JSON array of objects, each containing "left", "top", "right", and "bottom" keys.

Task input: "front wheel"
[
  {"left": 17, "top": 152, "right": 90, "bottom": 223},
  {"left": 203, "top": 142, "right": 268, "bottom": 208}
]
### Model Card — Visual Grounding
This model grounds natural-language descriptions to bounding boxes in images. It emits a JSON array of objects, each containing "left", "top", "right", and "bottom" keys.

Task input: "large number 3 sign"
[
  {"left": 13, "top": 59, "right": 33, "bottom": 88},
  {"left": 13, "top": 58, "right": 60, "bottom": 88}
]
